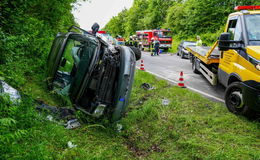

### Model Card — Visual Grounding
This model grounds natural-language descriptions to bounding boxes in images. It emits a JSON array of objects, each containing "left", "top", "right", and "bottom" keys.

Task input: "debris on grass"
[
  {"left": 67, "top": 141, "right": 77, "bottom": 148},
  {"left": 36, "top": 102, "right": 81, "bottom": 129},
  {"left": 140, "top": 83, "right": 155, "bottom": 90},
  {"left": 116, "top": 123, "right": 123, "bottom": 132},
  {"left": 36, "top": 103, "right": 75, "bottom": 120},
  {"left": 46, "top": 115, "right": 54, "bottom": 121},
  {"left": 162, "top": 98, "right": 170, "bottom": 106},
  {"left": 64, "top": 119, "right": 81, "bottom": 129},
  {"left": 0, "top": 80, "right": 21, "bottom": 102}
]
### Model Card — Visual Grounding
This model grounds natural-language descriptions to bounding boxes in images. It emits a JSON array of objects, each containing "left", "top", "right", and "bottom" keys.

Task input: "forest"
[{"left": 104, "top": 0, "right": 260, "bottom": 45}]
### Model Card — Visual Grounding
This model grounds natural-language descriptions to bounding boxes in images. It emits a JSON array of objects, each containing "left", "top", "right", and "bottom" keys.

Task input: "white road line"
[{"left": 143, "top": 69, "right": 225, "bottom": 103}]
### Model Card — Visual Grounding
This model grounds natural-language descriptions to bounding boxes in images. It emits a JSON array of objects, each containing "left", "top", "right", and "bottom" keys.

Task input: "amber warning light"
[{"left": 234, "top": 6, "right": 260, "bottom": 11}]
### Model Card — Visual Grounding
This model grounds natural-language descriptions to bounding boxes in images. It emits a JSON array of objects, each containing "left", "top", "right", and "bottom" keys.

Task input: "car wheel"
[
  {"left": 192, "top": 57, "right": 200, "bottom": 74},
  {"left": 225, "top": 82, "right": 253, "bottom": 117},
  {"left": 129, "top": 46, "right": 141, "bottom": 61},
  {"left": 189, "top": 53, "right": 193, "bottom": 63},
  {"left": 181, "top": 51, "right": 185, "bottom": 59}
]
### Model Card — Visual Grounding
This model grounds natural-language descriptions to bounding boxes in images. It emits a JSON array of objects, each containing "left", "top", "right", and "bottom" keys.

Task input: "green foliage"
[
  {"left": 105, "top": 0, "right": 260, "bottom": 44},
  {"left": 125, "top": 0, "right": 149, "bottom": 36},
  {"left": 105, "top": 9, "right": 129, "bottom": 37},
  {"left": 0, "top": 0, "right": 77, "bottom": 88}
]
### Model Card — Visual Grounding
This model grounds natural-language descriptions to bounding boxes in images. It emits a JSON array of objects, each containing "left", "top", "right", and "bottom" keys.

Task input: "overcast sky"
[{"left": 72, "top": 0, "right": 133, "bottom": 30}]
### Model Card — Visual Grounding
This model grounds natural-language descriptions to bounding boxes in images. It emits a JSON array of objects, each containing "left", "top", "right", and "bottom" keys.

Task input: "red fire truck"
[
  {"left": 136, "top": 29, "right": 172, "bottom": 51},
  {"left": 115, "top": 36, "right": 125, "bottom": 46}
]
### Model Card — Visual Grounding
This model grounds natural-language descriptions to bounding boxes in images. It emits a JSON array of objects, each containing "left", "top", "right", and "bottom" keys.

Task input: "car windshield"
[
  {"left": 245, "top": 14, "right": 260, "bottom": 45},
  {"left": 183, "top": 42, "right": 196, "bottom": 47},
  {"left": 158, "top": 31, "right": 172, "bottom": 38}
]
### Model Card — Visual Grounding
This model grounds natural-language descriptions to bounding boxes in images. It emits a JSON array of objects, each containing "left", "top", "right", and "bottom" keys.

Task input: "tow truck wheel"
[
  {"left": 192, "top": 58, "right": 200, "bottom": 74},
  {"left": 225, "top": 82, "right": 252, "bottom": 116}
]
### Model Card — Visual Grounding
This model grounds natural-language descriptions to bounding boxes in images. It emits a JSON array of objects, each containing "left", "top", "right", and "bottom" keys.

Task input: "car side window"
[
  {"left": 53, "top": 38, "right": 82, "bottom": 96},
  {"left": 227, "top": 19, "right": 237, "bottom": 40},
  {"left": 234, "top": 17, "right": 242, "bottom": 41},
  {"left": 227, "top": 17, "right": 242, "bottom": 41}
]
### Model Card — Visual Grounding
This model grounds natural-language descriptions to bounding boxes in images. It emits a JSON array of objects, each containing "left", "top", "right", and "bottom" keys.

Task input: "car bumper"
[{"left": 242, "top": 80, "right": 260, "bottom": 111}]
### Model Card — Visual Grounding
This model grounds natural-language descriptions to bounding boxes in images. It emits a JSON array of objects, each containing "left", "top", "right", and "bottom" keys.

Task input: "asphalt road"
[{"left": 137, "top": 52, "right": 226, "bottom": 103}]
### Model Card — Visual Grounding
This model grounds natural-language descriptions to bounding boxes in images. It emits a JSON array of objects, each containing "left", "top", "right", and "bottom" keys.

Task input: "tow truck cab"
[{"left": 218, "top": 6, "right": 260, "bottom": 114}]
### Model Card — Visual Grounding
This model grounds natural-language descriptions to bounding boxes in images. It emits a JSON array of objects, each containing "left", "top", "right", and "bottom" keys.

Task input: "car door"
[{"left": 218, "top": 16, "right": 243, "bottom": 86}]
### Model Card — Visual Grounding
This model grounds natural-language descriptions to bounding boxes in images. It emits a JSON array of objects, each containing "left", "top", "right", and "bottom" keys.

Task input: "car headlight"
[
  {"left": 256, "top": 63, "right": 260, "bottom": 71},
  {"left": 248, "top": 55, "right": 260, "bottom": 71}
]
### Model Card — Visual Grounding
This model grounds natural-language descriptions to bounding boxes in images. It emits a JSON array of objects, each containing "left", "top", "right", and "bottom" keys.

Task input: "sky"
[{"left": 72, "top": 0, "right": 133, "bottom": 30}]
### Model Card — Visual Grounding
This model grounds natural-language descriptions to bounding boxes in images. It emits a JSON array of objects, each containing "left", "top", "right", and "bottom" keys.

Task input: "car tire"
[
  {"left": 181, "top": 51, "right": 185, "bottom": 59},
  {"left": 225, "top": 82, "right": 253, "bottom": 117},
  {"left": 189, "top": 53, "right": 193, "bottom": 63},
  {"left": 192, "top": 57, "right": 200, "bottom": 74},
  {"left": 129, "top": 46, "right": 141, "bottom": 61}
]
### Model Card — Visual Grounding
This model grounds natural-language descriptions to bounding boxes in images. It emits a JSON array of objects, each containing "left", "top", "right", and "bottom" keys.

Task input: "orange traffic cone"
[
  {"left": 140, "top": 59, "right": 145, "bottom": 71},
  {"left": 178, "top": 71, "right": 186, "bottom": 88}
]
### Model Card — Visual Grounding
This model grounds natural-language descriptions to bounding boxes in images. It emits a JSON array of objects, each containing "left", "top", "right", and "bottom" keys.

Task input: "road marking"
[{"left": 143, "top": 69, "right": 225, "bottom": 103}]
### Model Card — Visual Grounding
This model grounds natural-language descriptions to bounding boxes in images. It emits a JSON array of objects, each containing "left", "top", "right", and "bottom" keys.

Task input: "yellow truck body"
[{"left": 187, "top": 6, "right": 260, "bottom": 116}]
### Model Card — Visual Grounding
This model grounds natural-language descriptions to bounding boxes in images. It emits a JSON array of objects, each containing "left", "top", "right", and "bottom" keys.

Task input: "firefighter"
[
  {"left": 133, "top": 35, "right": 139, "bottom": 48},
  {"left": 126, "top": 36, "right": 134, "bottom": 46},
  {"left": 153, "top": 38, "right": 160, "bottom": 56}
]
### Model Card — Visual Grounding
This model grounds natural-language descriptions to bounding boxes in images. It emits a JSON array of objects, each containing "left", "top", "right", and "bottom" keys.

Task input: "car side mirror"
[
  {"left": 91, "top": 23, "right": 100, "bottom": 35},
  {"left": 218, "top": 32, "right": 244, "bottom": 51},
  {"left": 218, "top": 32, "right": 231, "bottom": 51},
  {"left": 60, "top": 58, "right": 67, "bottom": 67}
]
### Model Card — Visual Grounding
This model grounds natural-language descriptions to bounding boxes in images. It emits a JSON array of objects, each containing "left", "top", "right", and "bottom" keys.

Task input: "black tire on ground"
[
  {"left": 180, "top": 51, "right": 185, "bottom": 59},
  {"left": 129, "top": 46, "right": 141, "bottom": 61},
  {"left": 192, "top": 57, "right": 200, "bottom": 74},
  {"left": 225, "top": 82, "right": 253, "bottom": 117},
  {"left": 189, "top": 53, "right": 193, "bottom": 63}
]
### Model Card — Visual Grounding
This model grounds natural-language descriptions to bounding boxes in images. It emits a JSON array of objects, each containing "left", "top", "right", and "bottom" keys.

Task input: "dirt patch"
[
  {"left": 125, "top": 141, "right": 149, "bottom": 157},
  {"left": 123, "top": 135, "right": 164, "bottom": 158},
  {"left": 133, "top": 93, "right": 153, "bottom": 106}
]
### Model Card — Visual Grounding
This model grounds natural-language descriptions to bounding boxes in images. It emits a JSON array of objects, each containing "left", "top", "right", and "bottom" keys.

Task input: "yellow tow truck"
[{"left": 187, "top": 6, "right": 260, "bottom": 117}]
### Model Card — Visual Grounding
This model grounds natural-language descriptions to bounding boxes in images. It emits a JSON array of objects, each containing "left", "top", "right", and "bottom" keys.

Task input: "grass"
[{"left": 1, "top": 70, "right": 260, "bottom": 160}]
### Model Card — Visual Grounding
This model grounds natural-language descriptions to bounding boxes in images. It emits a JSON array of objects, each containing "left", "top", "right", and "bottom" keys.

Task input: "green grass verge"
[{"left": 1, "top": 70, "right": 259, "bottom": 160}]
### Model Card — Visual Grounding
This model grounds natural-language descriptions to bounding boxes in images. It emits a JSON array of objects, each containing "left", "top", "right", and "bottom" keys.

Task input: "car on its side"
[
  {"left": 47, "top": 25, "right": 141, "bottom": 121},
  {"left": 177, "top": 41, "right": 196, "bottom": 59}
]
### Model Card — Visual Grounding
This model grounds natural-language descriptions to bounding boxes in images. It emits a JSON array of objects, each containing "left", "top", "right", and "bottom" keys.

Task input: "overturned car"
[{"left": 47, "top": 25, "right": 141, "bottom": 121}]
